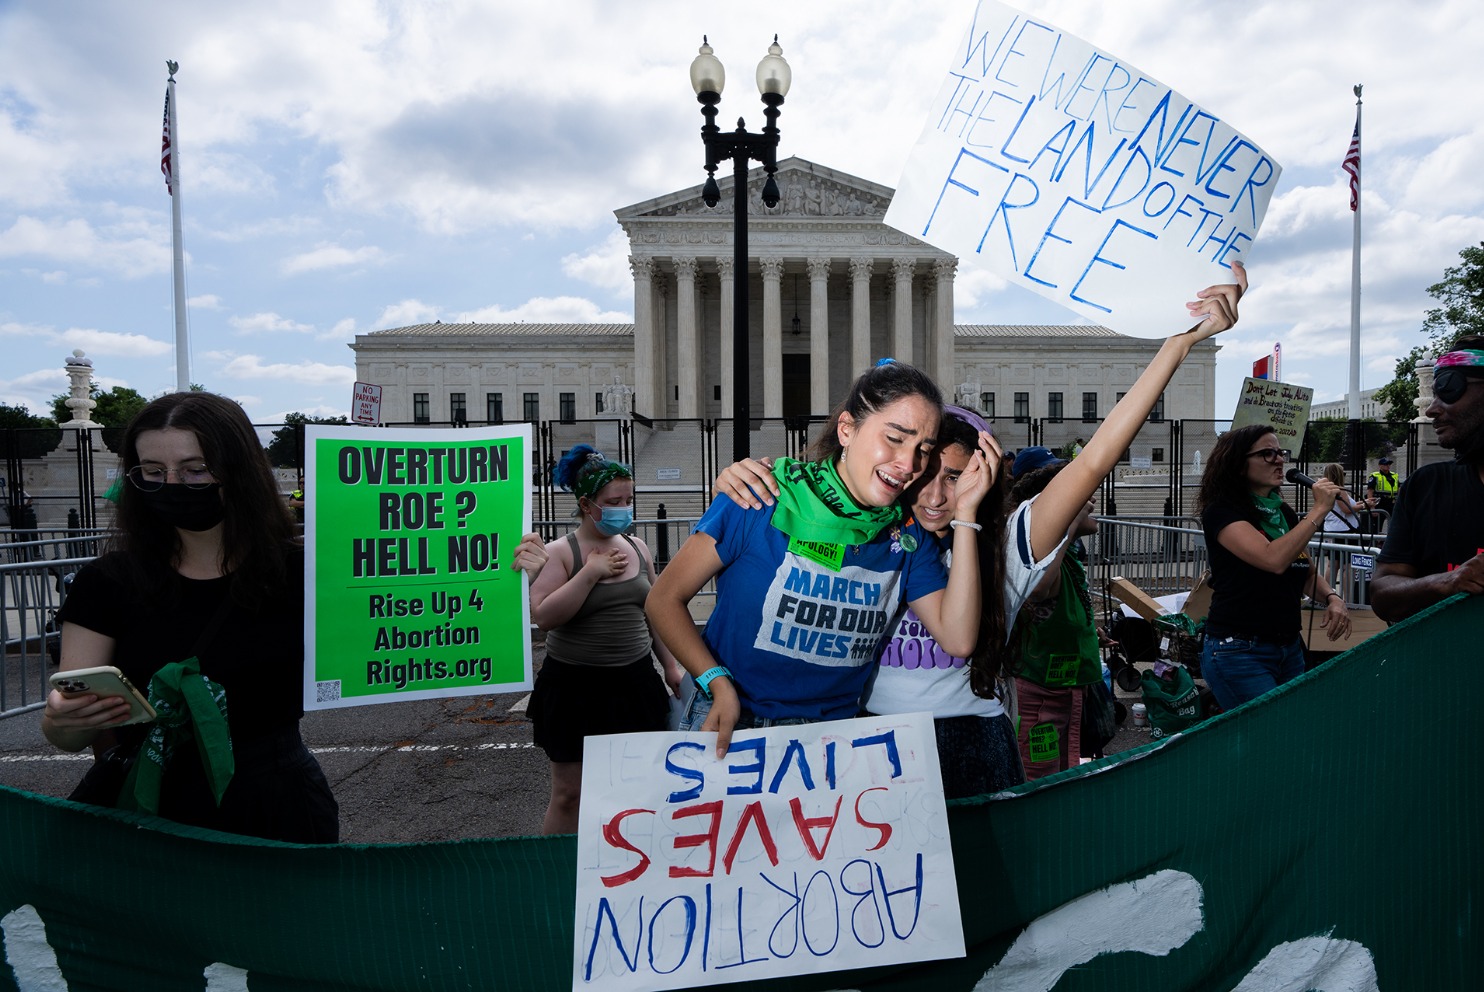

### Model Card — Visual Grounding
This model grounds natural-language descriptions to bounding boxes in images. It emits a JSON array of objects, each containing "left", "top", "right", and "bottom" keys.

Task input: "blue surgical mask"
[{"left": 594, "top": 506, "right": 633, "bottom": 536}]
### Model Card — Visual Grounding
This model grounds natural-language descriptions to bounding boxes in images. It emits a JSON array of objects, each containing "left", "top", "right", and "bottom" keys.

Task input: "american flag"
[
  {"left": 1341, "top": 117, "right": 1360, "bottom": 211},
  {"left": 161, "top": 89, "right": 173, "bottom": 195}
]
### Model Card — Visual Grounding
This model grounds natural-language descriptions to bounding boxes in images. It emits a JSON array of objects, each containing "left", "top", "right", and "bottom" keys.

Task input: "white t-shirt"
[{"left": 865, "top": 498, "right": 1067, "bottom": 718}]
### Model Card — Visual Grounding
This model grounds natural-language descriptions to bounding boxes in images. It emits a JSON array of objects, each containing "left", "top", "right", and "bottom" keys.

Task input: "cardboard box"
[
  {"left": 1183, "top": 571, "right": 1213, "bottom": 623},
  {"left": 1107, "top": 576, "right": 1167, "bottom": 622}
]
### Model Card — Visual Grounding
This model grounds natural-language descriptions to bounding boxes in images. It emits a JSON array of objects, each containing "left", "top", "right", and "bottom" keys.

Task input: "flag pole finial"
[
  {"left": 1353, "top": 83, "right": 1362, "bottom": 99},
  {"left": 166, "top": 60, "right": 179, "bottom": 80}
]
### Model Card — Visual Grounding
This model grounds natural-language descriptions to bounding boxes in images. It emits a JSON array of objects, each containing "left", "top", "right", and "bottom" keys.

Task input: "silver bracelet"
[{"left": 949, "top": 519, "right": 982, "bottom": 531}]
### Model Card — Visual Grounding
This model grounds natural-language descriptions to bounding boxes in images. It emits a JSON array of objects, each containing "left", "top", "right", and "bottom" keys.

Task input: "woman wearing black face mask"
[{"left": 40, "top": 391, "right": 343, "bottom": 842}]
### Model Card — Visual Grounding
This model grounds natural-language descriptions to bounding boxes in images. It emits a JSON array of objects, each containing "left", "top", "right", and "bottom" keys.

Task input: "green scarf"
[
  {"left": 119, "top": 657, "right": 234, "bottom": 816},
  {"left": 1250, "top": 490, "right": 1290, "bottom": 541},
  {"left": 769, "top": 456, "right": 902, "bottom": 547}
]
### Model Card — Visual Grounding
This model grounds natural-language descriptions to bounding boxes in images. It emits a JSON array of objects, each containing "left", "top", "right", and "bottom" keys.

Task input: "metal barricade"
[{"left": 1, "top": 554, "right": 91, "bottom": 718}]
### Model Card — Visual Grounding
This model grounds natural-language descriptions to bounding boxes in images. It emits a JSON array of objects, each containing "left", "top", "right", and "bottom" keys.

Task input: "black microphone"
[{"left": 1285, "top": 467, "right": 1317, "bottom": 489}]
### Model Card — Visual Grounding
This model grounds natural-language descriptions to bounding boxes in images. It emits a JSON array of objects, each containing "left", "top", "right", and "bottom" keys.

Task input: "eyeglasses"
[
  {"left": 1245, "top": 448, "right": 1291, "bottom": 464},
  {"left": 127, "top": 463, "right": 216, "bottom": 491},
  {"left": 1433, "top": 367, "right": 1481, "bottom": 405}
]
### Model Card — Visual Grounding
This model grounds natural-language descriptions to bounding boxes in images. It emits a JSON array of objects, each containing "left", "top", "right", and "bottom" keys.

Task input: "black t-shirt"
[
  {"left": 1378, "top": 460, "right": 1484, "bottom": 576},
  {"left": 57, "top": 545, "right": 305, "bottom": 747},
  {"left": 1202, "top": 499, "right": 1312, "bottom": 641}
]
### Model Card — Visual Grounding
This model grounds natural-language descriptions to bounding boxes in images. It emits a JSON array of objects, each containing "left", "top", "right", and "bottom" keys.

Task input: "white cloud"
[
  {"left": 217, "top": 354, "right": 357, "bottom": 386},
  {"left": 0, "top": 216, "right": 169, "bottom": 279},
  {"left": 229, "top": 312, "right": 314, "bottom": 335},
  {"left": 282, "top": 243, "right": 387, "bottom": 275},
  {"left": 57, "top": 328, "right": 171, "bottom": 357},
  {"left": 189, "top": 294, "right": 223, "bottom": 310},
  {"left": 561, "top": 230, "right": 633, "bottom": 296},
  {"left": 454, "top": 296, "right": 631, "bottom": 324},
  {"left": 374, "top": 299, "right": 440, "bottom": 328}
]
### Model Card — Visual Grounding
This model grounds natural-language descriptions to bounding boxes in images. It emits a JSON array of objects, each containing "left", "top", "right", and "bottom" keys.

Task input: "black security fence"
[{"left": 2, "top": 416, "right": 1426, "bottom": 541}]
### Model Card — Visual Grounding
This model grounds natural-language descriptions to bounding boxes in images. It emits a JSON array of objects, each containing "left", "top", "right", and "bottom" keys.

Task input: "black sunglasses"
[{"left": 1433, "top": 367, "right": 1482, "bottom": 405}]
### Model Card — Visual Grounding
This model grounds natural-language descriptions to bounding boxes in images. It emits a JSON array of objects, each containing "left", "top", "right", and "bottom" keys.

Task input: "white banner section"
[{"left": 573, "top": 713, "right": 963, "bottom": 990}]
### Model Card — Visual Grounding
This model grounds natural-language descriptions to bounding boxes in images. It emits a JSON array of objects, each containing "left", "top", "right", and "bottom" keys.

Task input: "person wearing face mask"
[
  {"left": 41, "top": 392, "right": 339, "bottom": 841},
  {"left": 528, "top": 444, "right": 682, "bottom": 834}
]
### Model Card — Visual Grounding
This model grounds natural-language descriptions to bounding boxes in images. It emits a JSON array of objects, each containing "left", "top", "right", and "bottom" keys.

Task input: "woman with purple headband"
[{"left": 528, "top": 444, "right": 682, "bottom": 834}]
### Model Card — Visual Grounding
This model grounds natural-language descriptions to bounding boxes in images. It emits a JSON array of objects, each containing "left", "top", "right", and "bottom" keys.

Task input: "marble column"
[
  {"left": 629, "top": 257, "right": 655, "bottom": 418},
  {"left": 934, "top": 258, "right": 958, "bottom": 390},
  {"left": 716, "top": 256, "right": 734, "bottom": 418},
  {"left": 674, "top": 256, "right": 700, "bottom": 419},
  {"left": 891, "top": 258, "right": 915, "bottom": 366},
  {"left": 760, "top": 256, "right": 785, "bottom": 418},
  {"left": 654, "top": 279, "right": 670, "bottom": 418},
  {"left": 849, "top": 256, "right": 874, "bottom": 377},
  {"left": 807, "top": 256, "right": 832, "bottom": 416}
]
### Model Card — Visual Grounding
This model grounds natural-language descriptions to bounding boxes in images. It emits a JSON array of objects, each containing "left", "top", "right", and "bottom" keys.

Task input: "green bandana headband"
[
  {"left": 769, "top": 456, "right": 902, "bottom": 547},
  {"left": 572, "top": 458, "right": 632, "bottom": 503},
  {"left": 119, "top": 657, "right": 234, "bottom": 815},
  {"left": 1250, "top": 489, "right": 1290, "bottom": 541}
]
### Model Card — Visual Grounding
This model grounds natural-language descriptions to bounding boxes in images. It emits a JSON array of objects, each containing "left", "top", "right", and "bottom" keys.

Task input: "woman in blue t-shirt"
[{"left": 647, "top": 361, "right": 997, "bottom": 756}]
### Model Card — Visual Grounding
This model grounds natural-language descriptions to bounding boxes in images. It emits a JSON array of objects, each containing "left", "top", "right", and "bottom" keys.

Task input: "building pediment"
[{"left": 616, "top": 157, "right": 894, "bottom": 223}]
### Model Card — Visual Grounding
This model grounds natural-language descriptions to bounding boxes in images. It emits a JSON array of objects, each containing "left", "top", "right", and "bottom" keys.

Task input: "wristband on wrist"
[
  {"left": 1326, "top": 591, "right": 1343, "bottom": 602},
  {"left": 694, "top": 666, "right": 733, "bottom": 699},
  {"left": 948, "top": 519, "right": 982, "bottom": 531}
]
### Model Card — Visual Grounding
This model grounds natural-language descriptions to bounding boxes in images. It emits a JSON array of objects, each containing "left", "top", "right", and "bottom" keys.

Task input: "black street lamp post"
[{"left": 690, "top": 36, "right": 791, "bottom": 462}]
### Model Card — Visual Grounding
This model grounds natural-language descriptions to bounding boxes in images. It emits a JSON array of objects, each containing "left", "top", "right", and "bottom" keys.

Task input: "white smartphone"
[{"left": 49, "top": 666, "right": 157, "bottom": 725}]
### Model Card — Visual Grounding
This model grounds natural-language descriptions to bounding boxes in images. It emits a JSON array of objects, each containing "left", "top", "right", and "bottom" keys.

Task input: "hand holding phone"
[{"left": 49, "top": 666, "right": 156, "bottom": 725}]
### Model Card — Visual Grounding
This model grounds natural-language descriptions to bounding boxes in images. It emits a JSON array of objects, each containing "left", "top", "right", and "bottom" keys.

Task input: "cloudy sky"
[{"left": 3, "top": 0, "right": 1480, "bottom": 425}]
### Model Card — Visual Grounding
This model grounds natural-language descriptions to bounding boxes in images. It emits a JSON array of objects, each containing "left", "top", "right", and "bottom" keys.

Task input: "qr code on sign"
[{"left": 315, "top": 681, "right": 342, "bottom": 703}]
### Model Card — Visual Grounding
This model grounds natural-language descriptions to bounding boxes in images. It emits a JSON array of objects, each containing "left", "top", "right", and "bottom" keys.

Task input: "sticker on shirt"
[
  {"left": 753, "top": 553, "right": 903, "bottom": 668},
  {"left": 1044, "top": 653, "right": 1081, "bottom": 687},
  {"left": 786, "top": 535, "right": 844, "bottom": 572}
]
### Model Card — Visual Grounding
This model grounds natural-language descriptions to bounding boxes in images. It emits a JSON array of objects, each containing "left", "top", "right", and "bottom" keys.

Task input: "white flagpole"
[
  {"left": 167, "top": 61, "right": 189, "bottom": 393},
  {"left": 1347, "top": 85, "right": 1363, "bottom": 420}
]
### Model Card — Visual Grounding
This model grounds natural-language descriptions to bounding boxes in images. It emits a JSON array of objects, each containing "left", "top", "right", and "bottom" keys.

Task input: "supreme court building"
[{"left": 351, "top": 157, "right": 1217, "bottom": 438}]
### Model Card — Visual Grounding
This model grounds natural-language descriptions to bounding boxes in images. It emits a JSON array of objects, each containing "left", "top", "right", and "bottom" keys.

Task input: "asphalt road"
[{"left": 0, "top": 642, "right": 1159, "bottom": 844}]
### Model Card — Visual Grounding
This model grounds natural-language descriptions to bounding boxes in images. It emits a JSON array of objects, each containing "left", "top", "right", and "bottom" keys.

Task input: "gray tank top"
[{"left": 542, "top": 533, "right": 654, "bottom": 666}]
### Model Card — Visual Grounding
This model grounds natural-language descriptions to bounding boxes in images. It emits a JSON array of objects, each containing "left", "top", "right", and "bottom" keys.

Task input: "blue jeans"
[{"left": 1200, "top": 633, "right": 1305, "bottom": 711}]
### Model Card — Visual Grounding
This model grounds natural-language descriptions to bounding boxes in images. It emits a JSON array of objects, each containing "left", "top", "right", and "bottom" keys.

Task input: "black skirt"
[{"left": 530, "top": 653, "right": 670, "bottom": 763}]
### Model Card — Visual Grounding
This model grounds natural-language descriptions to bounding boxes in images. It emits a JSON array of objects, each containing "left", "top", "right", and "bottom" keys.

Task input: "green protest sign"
[{"left": 303, "top": 424, "right": 532, "bottom": 710}]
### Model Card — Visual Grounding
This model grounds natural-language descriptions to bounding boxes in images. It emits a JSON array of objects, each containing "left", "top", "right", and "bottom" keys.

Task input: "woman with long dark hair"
[
  {"left": 649, "top": 360, "right": 996, "bottom": 757},
  {"left": 1196, "top": 423, "right": 1352, "bottom": 709},
  {"left": 42, "top": 391, "right": 339, "bottom": 842}
]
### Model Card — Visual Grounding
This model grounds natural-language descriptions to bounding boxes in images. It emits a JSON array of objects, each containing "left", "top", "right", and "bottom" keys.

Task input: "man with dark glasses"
[{"left": 1371, "top": 336, "right": 1484, "bottom": 622}]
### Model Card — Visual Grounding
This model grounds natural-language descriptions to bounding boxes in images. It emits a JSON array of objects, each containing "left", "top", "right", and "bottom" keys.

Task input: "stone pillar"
[
  {"left": 675, "top": 256, "right": 700, "bottom": 419},
  {"left": 629, "top": 257, "right": 655, "bottom": 418},
  {"left": 934, "top": 258, "right": 958, "bottom": 389},
  {"left": 654, "top": 278, "right": 670, "bottom": 417},
  {"left": 891, "top": 258, "right": 915, "bottom": 366},
  {"left": 760, "top": 257, "right": 785, "bottom": 418},
  {"left": 716, "top": 256, "right": 734, "bottom": 418},
  {"left": 807, "top": 257, "right": 832, "bottom": 416},
  {"left": 60, "top": 350, "right": 103, "bottom": 430},
  {"left": 850, "top": 256, "right": 874, "bottom": 377}
]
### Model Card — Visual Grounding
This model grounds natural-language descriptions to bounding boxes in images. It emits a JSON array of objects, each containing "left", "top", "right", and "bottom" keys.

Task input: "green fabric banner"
[{"left": 2, "top": 595, "right": 1479, "bottom": 991}]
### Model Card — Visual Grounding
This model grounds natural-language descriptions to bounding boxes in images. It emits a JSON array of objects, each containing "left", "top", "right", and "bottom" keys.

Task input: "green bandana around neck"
[
  {"left": 1250, "top": 489, "right": 1290, "bottom": 541},
  {"left": 119, "top": 657, "right": 234, "bottom": 815},
  {"left": 769, "top": 456, "right": 902, "bottom": 547}
]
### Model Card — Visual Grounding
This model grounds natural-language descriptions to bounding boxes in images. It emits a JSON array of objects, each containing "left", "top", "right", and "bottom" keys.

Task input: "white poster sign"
[
  {"left": 573, "top": 713, "right": 963, "bottom": 991},
  {"left": 885, "top": 0, "right": 1281, "bottom": 337}
]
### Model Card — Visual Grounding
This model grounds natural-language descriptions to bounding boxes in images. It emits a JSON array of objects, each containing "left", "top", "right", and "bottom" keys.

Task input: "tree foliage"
[
  {"left": 266, "top": 412, "right": 350, "bottom": 468},
  {"left": 1374, "top": 242, "right": 1484, "bottom": 424},
  {"left": 49, "top": 383, "right": 150, "bottom": 453},
  {"left": 0, "top": 403, "right": 63, "bottom": 460}
]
